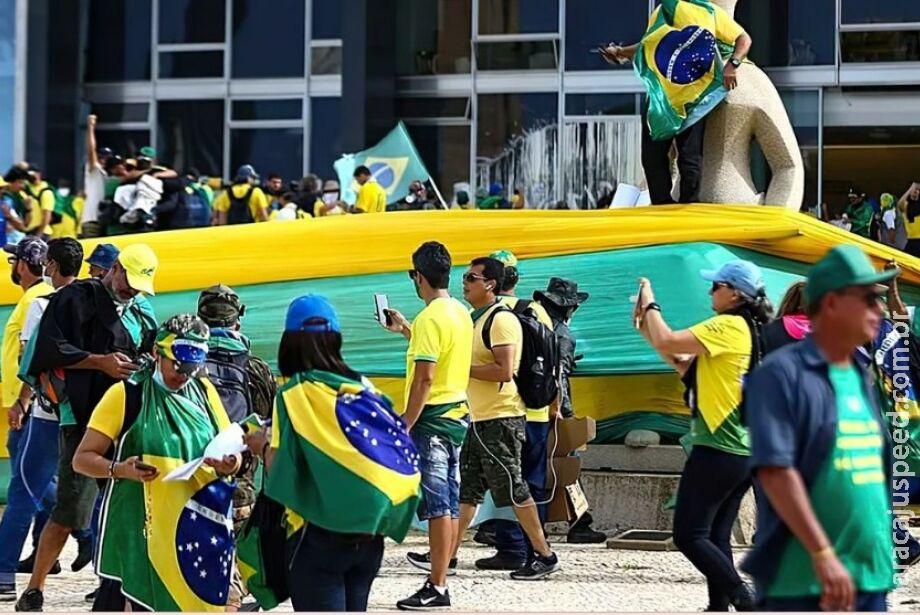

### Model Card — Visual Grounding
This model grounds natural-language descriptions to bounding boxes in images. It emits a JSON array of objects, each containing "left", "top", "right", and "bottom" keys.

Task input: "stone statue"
[{"left": 697, "top": 0, "right": 804, "bottom": 211}]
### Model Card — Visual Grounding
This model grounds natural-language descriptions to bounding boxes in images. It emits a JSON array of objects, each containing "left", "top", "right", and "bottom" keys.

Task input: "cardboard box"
[
  {"left": 545, "top": 456, "right": 582, "bottom": 522},
  {"left": 547, "top": 416, "right": 596, "bottom": 458}
]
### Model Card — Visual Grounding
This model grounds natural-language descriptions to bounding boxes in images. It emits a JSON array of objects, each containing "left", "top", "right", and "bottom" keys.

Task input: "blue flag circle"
[{"left": 654, "top": 26, "right": 717, "bottom": 85}]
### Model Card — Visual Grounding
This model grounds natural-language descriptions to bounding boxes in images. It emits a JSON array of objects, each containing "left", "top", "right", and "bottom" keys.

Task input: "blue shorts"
[{"left": 412, "top": 432, "right": 461, "bottom": 520}]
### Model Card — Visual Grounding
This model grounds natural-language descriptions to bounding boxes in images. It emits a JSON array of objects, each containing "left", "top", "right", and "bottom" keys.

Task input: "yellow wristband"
[{"left": 812, "top": 546, "right": 835, "bottom": 560}]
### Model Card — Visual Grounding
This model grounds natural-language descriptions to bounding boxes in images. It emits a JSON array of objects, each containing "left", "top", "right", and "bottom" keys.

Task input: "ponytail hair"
[{"left": 727, "top": 288, "right": 774, "bottom": 371}]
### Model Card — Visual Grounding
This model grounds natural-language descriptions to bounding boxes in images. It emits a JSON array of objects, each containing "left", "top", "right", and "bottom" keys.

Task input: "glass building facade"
[{"left": 10, "top": 0, "right": 920, "bottom": 213}]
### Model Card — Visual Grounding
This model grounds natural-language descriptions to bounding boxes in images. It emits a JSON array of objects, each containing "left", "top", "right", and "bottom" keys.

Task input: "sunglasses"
[
  {"left": 463, "top": 272, "right": 488, "bottom": 283},
  {"left": 710, "top": 281, "right": 734, "bottom": 293},
  {"left": 839, "top": 288, "right": 887, "bottom": 308},
  {"left": 407, "top": 269, "right": 416, "bottom": 280}
]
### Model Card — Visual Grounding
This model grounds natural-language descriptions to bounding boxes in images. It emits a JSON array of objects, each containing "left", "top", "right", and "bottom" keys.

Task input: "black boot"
[{"left": 729, "top": 583, "right": 756, "bottom": 612}]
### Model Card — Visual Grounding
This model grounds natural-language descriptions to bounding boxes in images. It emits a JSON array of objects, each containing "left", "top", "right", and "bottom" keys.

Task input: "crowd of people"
[
  {"left": 0, "top": 220, "right": 913, "bottom": 612},
  {"left": 825, "top": 183, "right": 920, "bottom": 257}
]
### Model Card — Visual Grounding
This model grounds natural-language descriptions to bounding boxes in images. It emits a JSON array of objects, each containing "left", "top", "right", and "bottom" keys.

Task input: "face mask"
[
  {"left": 153, "top": 365, "right": 189, "bottom": 393},
  {"left": 58, "top": 188, "right": 70, "bottom": 198},
  {"left": 323, "top": 192, "right": 339, "bottom": 204}
]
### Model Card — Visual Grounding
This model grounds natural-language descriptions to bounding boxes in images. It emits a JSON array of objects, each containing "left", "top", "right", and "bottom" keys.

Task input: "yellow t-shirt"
[
  {"left": 2, "top": 282, "right": 53, "bottom": 408},
  {"left": 469, "top": 303, "right": 524, "bottom": 423},
  {"left": 23, "top": 181, "right": 55, "bottom": 234},
  {"left": 687, "top": 314, "right": 752, "bottom": 454},
  {"left": 498, "top": 295, "right": 552, "bottom": 423},
  {"left": 88, "top": 379, "right": 230, "bottom": 441},
  {"left": 213, "top": 184, "right": 269, "bottom": 221},
  {"left": 354, "top": 181, "right": 387, "bottom": 214},
  {"left": 313, "top": 199, "right": 346, "bottom": 217},
  {"left": 901, "top": 201, "right": 920, "bottom": 239},
  {"left": 404, "top": 296, "right": 473, "bottom": 407}
]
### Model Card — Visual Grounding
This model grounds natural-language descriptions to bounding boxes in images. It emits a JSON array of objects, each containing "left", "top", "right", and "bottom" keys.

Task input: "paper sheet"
[{"left": 164, "top": 423, "right": 247, "bottom": 482}]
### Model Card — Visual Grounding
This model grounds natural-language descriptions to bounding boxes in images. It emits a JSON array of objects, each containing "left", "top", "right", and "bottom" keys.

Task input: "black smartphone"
[{"left": 135, "top": 460, "right": 157, "bottom": 473}]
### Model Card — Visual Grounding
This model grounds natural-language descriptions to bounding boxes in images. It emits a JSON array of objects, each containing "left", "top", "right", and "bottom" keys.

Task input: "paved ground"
[{"left": 4, "top": 530, "right": 920, "bottom": 612}]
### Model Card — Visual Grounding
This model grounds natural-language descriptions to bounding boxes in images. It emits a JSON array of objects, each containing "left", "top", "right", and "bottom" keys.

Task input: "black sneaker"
[
  {"left": 16, "top": 555, "right": 60, "bottom": 576},
  {"left": 84, "top": 589, "right": 98, "bottom": 604},
  {"left": 406, "top": 552, "right": 457, "bottom": 576},
  {"left": 728, "top": 583, "right": 756, "bottom": 612},
  {"left": 566, "top": 525, "right": 608, "bottom": 544},
  {"left": 396, "top": 580, "right": 451, "bottom": 610},
  {"left": 14, "top": 588, "right": 43, "bottom": 612},
  {"left": 0, "top": 584, "right": 16, "bottom": 602},
  {"left": 72, "top": 539, "right": 94, "bottom": 572},
  {"left": 475, "top": 551, "right": 526, "bottom": 571},
  {"left": 510, "top": 552, "right": 560, "bottom": 581}
]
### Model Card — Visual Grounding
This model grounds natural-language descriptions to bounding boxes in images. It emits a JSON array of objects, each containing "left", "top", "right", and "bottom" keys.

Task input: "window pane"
[
  {"left": 395, "top": 0, "right": 472, "bottom": 75},
  {"left": 736, "top": 0, "right": 835, "bottom": 67},
  {"left": 479, "top": 0, "right": 558, "bottom": 35},
  {"left": 311, "top": 46, "right": 342, "bottom": 75},
  {"left": 159, "top": 51, "right": 224, "bottom": 78},
  {"left": 405, "top": 125, "right": 471, "bottom": 201},
  {"left": 310, "top": 98, "right": 342, "bottom": 180},
  {"left": 157, "top": 100, "right": 224, "bottom": 176},
  {"left": 397, "top": 98, "right": 469, "bottom": 119},
  {"left": 565, "top": 94, "right": 638, "bottom": 116},
  {"left": 93, "top": 130, "right": 151, "bottom": 159},
  {"left": 562, "top": 119, "right": 643, "bottom": 209},
  {"left": 86, "top": 0, "right": 152, "bottom": 81},
  {"left": 231, "top": 128, "right": 304, "bottom": 186},
  {"left": 313, "top": 0, "right": 342, "bottom": 39},
  {"left": 476, "top": 41, "right": 557, "bottom": 71},
  {"left": 90, "top": 103, "right": 149, "bottom": 123},
  {"left": 232, "top": 99, "right": 302, "bottom": 121},
  {"left": 0, "top": 0, "right": 16, "bottom": 167},
  {"left": 159, "top": 0, "right": 225, "bottom": 44},
  {"left": 842, "top": 0, "right": 920, "bottom": 25},
  {"left": 232, "top": 0, "right": 304, "bottom": 78},
  {"left": 477, "top": 94, "right": 558, "bottom": 206},
  {"left": 841, "top": 31, "right": 920, "bottom": 62},
  {"left": 565, "top": 0, "right": 647, "bottom": 71}
]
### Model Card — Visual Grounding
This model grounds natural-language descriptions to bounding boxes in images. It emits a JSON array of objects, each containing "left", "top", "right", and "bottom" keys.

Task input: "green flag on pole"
[{"left": 334, "top": 121, "right": 432, "bottom": 205}]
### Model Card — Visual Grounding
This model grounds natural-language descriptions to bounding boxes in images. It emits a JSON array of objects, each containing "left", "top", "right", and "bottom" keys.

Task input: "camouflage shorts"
[{"left": 459, "top": 416, "right": 531, "bottom": 508}]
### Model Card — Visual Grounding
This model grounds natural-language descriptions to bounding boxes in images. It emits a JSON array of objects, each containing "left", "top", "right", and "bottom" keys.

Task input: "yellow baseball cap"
[{"left": 118, "top": 243, "right": 158, "bottom": 296}]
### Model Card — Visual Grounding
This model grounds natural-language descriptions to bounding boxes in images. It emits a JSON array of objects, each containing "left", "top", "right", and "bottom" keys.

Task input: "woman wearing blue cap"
[
  {"left": 634, "top": 260, "right": 772, "bottom": 611},
  {"left": 244, "top": 295, "right": 420, "bottom": 612}
]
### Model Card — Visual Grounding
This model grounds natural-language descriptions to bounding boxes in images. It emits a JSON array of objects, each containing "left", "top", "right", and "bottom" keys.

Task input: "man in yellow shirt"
[
  {"left": 898, "top": 181, "right": 920, "bottom": 257},
  {"left": 450, "top": 256, "right": 560, "bottom": 581},
  {"left": 24, "top": 166, "right": 56, "bottom": 237},
  {"left": 385, "top": 242, "right": 472, "bottom": 610},
  {"left": 352, "top": 166, "right": 387, "bottom": 214},
  {"left": 474, "top": 249, "right": 555, "bottom": 571},
  {"left": 213, "top": 165, "right": 269, "bottom": 225}
]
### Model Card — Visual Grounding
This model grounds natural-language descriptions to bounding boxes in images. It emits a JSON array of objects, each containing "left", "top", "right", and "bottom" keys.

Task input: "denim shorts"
[{"left": 411, "top": 432, "right": 461, "bottom": 520}]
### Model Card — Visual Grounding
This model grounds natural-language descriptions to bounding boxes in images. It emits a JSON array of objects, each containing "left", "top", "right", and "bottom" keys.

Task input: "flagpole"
[{"left": 428, "top": 176, "right": 450, "bottom": 210}]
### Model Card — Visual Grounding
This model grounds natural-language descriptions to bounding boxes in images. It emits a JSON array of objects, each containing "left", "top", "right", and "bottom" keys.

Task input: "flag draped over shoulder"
[
  {"left": 266, "top": 370, "right": 421, "bottom": 542},
  {"left": 334, "top": 122, "right": 431, "bottom": 205},
  {"left": 634, "top": 0, "right": 733, "bottom": 141},
  {"left": 96, "top": 373, "right": 234, "bottom": 612}
]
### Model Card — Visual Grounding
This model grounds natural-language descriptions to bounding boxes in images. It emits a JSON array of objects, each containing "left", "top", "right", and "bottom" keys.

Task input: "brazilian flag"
[
  {"left": 96, "top": 374, "right": 234, "bottom": 612},
  {"left": 634, "top": 0, "right": 736, "bottom": 141},
  {"left": 266, "top": 370, "right": 421, "bottom": 541}
]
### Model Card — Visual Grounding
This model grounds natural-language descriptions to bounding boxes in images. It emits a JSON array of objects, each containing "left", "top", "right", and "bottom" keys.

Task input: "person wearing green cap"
[
  {"left": 742, "top": 245, "right": 898, "bottom": 612},
  {"left": 879, "top": 192, "right": 907, "bottom": 250}
]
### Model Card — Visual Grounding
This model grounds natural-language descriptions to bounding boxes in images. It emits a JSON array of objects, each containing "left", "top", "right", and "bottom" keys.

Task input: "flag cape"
[
  {"left": 634, "top": 0, "right": 730, "bottom": 141},
  {"left": 266, "top": 370, "right": 420, "bottom": 541},
  {"left": 334, "top": 122, "right": 431, "bottom": 205},
  {"left": 96, "top": 374, "right": 234, "bottom": 612}
]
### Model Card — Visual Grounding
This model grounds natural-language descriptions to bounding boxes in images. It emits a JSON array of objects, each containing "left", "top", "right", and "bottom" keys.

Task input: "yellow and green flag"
[
  {"left": 266, "top": 370, "right": 421, "bottom": 541},
  {"left": 634, "top": 0, "right": 740, "bottom": 141},
  {"left": 96, "top": 375, "right": 233, "bottom": 612}
]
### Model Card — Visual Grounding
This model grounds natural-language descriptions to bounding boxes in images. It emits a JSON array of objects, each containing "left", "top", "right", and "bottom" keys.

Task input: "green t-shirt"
[{"left": 768, "top": 364, "right": 894, "bottom": 597}]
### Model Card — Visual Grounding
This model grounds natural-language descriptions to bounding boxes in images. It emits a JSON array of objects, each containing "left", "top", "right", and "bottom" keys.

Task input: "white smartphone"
[
  {"left": 374, "top": 294, "right": 390, "bottom": 326},
  {"left": 632, "top": 283, "right": 644, "bottom": 329}
]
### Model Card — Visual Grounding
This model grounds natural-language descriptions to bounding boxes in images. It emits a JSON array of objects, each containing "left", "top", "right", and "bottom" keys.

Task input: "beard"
[{"left": 10, "top": 270, "right": 20, "bottom": 286}]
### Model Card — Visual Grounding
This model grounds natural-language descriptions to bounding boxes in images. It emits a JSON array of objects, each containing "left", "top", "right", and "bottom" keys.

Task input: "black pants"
[
  {"left": 286, "top": 524, "right": 384, "bottom": 612},
  {"left": 641, "top": 106, "right": 707, "bottom": 205},
  {"left": 906, "top": 238, "right": 920, "bottom": 258},
  {"left": 673, "top": 445, "right": 751, "bottom": 609},
  {"left": 92, "top": 579, "right": 150, "bottom": 612}
]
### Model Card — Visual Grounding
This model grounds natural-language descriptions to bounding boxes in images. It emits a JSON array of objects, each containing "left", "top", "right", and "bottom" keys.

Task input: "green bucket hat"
[
  {"left": 197, "top": 284, "right": 244, "bottom": 328},
  {"left": 489, "top": 249, "right": 518, "bottom": 269},
  {"left": 805, "top": 245, "right": 899, "bottom": 306}
]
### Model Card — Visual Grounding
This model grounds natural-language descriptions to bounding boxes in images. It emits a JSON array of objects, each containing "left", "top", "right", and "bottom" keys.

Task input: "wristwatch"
[{"left": 728, "top": 57, "right": 742, "bottom": 68}]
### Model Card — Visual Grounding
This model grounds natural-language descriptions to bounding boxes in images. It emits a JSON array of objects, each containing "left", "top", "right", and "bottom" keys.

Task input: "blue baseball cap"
[
  {"left": 86, "top": 243, "right": 120, "bottom": 271},
  {"left": 700, "top": 260, "right": 765, "bottom": 298},
  {"left": 284, "top": 294, "right": 341, "bottom": 334},
  {"left": 236, "top": 164, "right": 257, "bottom": 180}
]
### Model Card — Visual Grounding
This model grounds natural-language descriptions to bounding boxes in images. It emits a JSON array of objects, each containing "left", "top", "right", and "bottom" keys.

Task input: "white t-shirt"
[
  {"left": 82, "top": 162, "right": 107, "bottom": 224},
  {"left": 883, "top": 208, "right": 897, "bottom": 230},
  {"left": 20, "top": 295, "right": 57, "bottom": 422},
  {"left": 274, "top": 205, "right": 298, "bottom": 221}
]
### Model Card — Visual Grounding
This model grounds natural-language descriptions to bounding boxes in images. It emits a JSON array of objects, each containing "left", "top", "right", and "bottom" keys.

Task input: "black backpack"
[
  {"left": 482, "top": 301, "right": 560, "bottom": 409},
  {"left": 204, "top": 345, "right": 253, "bottom": 422},
  {"left": 227, "top": 185, "right": 255, "bottom": 225}
]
